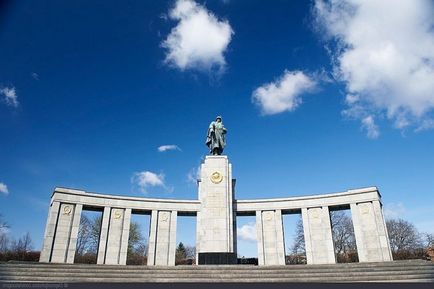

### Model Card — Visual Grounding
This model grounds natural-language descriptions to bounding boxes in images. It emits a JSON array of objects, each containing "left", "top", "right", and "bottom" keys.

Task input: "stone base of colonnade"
[{"left": 1, "top": 260, "right": 434, "bottom": 282}]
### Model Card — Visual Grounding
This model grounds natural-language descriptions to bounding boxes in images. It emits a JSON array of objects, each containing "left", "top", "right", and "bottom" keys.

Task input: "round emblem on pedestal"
[
  {"left": 160, "top": 212, "right": 169, "bottom": 222},
  {"left": 264, "top": 211, "right": 273, "bottom": 221},
  {"left": 63, "top": 205, "right": 71, "bottom": 215},
  {"left": 113, "top": 210, "right": 122, "bottom": 219},
  {"left": 361, "top": 205, "right": 369, "bottom": 215},
  {"left": 210, "top": 171, "right": 223, "bottom": 184}
]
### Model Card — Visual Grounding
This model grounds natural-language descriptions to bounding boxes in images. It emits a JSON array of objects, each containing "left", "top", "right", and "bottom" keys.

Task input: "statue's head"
[{"left": 216, "top": 116, "right": 222, "bottom": 122}]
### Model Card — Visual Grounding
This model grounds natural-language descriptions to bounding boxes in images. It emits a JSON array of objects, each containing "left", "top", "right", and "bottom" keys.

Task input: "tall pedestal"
[
  {"left": 196, "top": 155, "right": 237, "bottom": 264},
  {"left": 351, "top": 201, "right": 393, "bottom": 262},
  {"left": 302, "top": 206, "right": 336, "bottom": 264},
  {"left": 256, "top": 210, "right": 286, "bottom": 265}
]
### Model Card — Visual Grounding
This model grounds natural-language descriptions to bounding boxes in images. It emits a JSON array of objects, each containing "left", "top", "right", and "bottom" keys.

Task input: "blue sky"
[{"left": 1, "top": 0, "right": 434, "bottom": 258}]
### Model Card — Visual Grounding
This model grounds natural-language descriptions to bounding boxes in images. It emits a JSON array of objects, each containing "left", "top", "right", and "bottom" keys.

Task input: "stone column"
[
  {"left": 39, "top": 201, "right": 60, "bottom": 262},
  {"left": 66, "top": 204, "right": 82, "bottom": 263},
  {"left": 147, "top": 210, "right": 158, "bottom": 265},
  {"left": 351, "top": 201, "right": 393, "bottom": 262},
  {"left": 195, "top": 210, "right": 201, "bottom": 265},
  {"left": 147, "top": 210, "right": 177, "bottom": 266},
  {"left": 119, "top": 208, "right": 131, "bottom": 265},
  {"left": 256, "top": 210, "right": 286, "bottom": 265},
  {"left": 105, "top": 208, "right": 131, "bottom": 265},
  {"left": 51, "top": 203, "right": 81, "bottom": 263},
  {"left": 256, "top": 210, "right": 265, "bottom": 266},
  {"left": 372, "top": 200, "right": 393, "bottom": 261},
  {"left": 97, "top": 206, "right": 110, "bottom": 264},
  {"left": 302, "top": 206, "right": 336, "bottom": 264},
  {"left": 167, "top": 211, "right": 178, "bottom": 266},
  {"left": 196, "top": 155, "right": 237, "bottom": 264}
]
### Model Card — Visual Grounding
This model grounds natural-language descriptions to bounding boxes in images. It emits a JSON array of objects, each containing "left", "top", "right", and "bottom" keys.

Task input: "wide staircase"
[{"left": 0, "top": 260, "right": 433, "bottom": 282}]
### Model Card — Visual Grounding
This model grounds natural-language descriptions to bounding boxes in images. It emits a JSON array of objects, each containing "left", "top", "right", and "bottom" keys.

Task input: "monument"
[
  {"left": 198, "top": 116, "right": 235, "bottom": 264},
  {"left": 39, "top": 116, "right": 393, "bottom": 266}
]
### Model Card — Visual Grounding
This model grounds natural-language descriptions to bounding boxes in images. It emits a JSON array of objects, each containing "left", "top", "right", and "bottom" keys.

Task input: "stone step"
[
  {"left": 1, "top": 269, "right": 432, "bottom": 277},
  {"left": 0, "top": 265, "right": 434, "bottom": 274},
  {"left": 1, "top": 260, "right": 431, "bottom": 270},
  {"left": 1, "top": 261, "right": 433, "bottom": 282},
  {"left": 1, "top": 273, "right": 434, "bottom": 283},
  {"left": 1, "top": 269, "right": 433, "bottom": 278}
]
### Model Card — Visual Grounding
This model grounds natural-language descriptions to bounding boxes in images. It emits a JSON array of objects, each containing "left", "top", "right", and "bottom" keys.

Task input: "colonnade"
[{"left": 40, "top": 186, "right": 393, "bottom": 266}]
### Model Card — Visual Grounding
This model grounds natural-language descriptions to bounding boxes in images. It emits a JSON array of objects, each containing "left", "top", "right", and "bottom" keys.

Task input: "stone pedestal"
[
  {"left": 256, "top": 210, "right": 286, "bottom": 265},
  {"left": 302, "top": 206, "right": 336, "bottom": 264},
  {"left": 104, "top": 208, "right": 131, "bottom": 265},
  {"left": 351, "top": 201, "right": 393, "bottom": 262},
  {"left": 40, "top": 202, "right": 82, "bottom": 263},
  {"left": 147, "top": 210, "right": 178, "bottom": 266},
  {"left": 196, "top": 155, "right": 236, "bottom": 264},
  {"left": 39, "top": 201, "right": 61, "bottom": 263}
]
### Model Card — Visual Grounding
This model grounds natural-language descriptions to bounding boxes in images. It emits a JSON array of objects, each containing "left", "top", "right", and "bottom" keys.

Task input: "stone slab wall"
[
  {"left": 39, "top": 201, "right": 60, "bottom": 262},
  {"left": 302, "top": 206, "right": 336, "bottom": 264},
  {"left": 351, "top": 201, "right": 393, "bottom": 262},
  {"left": 104, "top": 208, "right": 131, "bottom": 265},
  {"left": 256, "top": 210, "right": 286, "bottom": 265},
  {"left": 50, "top": 203, "right": 81, "bottom": 263},
  {"left": 197, "top": 156, "right": 236, "bottom": 254},
  {"left": 147, "top": 210, "right": 177, "bottom": 266}
]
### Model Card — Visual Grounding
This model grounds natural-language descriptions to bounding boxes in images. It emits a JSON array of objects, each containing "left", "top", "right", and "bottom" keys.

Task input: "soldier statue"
[{"left": 206, "top": 116, "right": 227, "bottom": 155}]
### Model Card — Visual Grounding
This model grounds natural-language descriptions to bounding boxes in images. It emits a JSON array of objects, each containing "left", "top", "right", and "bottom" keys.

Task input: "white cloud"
[
  {"left": 345, "top": 94, "right": 359, "bottom": 105},
  {"left": 131, "top": 171, "right": 165, "bottom": 194},
  {"left": 237, "top": 223, "right": 257, "bottom": 242},
  {"left": 31, "top": 72, "right": 39, "bottom": 80},
  {"left": 186, "top": 167, "right": 200, "bottom": 184},
  {"left": 384, "top": 202, "right": 407, "bottom": 219},
  {"left": 0, "top": 86, "right": 19, "bottom": 107},
  {"left": 0, "top": 183, "right": 9, "bottom": 195},
  {"left": 314, "top": 0, "right": 434, "bottom": 133},
  {"left": 162, "top": 0, "right": 234, "bottom": 73},
  {"left": 252, "top": 70, "right": 317, "bottom": 115},
  {"left": 158, "top": 144, "right": 181, "bottom": 152},
  {"left": 361, "top": 115, "right": 380, "bottom": 139}
]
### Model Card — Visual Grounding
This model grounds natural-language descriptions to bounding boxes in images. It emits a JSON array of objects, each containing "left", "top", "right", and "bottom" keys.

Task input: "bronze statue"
[{"left": 206, "top": 116, "right": 227, "bottom": 155}]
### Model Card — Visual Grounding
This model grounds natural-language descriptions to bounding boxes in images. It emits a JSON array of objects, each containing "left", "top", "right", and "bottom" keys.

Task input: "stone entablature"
[
  {"left": 49, "top": 186, "right": 381, "bottom": 213},
  {"left": 48, "top": 188, "right": 201, "bottom": 212},
  {"left": 236, "top": 187, "right": 382, "bottom": 211},
  {"left": 40, "top": 156, "right": 393, "bottom": 266}
]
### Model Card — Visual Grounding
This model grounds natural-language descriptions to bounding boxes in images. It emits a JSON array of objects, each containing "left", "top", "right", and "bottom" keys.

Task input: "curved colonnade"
[{"left": 39, "top": 186, "right": 393, "bottom": 266}]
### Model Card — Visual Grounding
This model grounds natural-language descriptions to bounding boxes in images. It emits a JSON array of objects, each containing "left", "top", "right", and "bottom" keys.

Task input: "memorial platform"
[{"left": 1, "top": 260, "right": 433, "bottom": 282}]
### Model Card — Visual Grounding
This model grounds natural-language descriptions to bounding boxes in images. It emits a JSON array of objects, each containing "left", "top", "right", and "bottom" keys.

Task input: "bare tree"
[
  {"left": 127, "top": 221, "right": 147, "bottom": 256},
  {"left": 424, "top": 233, "right": 434, "bottom": 248},
  {"left": 185, "top": 245, "right": 196, "bottom": 259},
  {"left": 287, "top": 216, "right": 306, "bottom": 264},
  {"left": 330, "top": 211, "right": 357, "bottom": 258},
  {"left": 291, "top": 217, "right": 305, "bottom": 255},
  {"left": 386, "top": 218, "right": 422, "bottom": 252},
  {"left": 126, "top": 221, "right": 148, "bottom": 265},
  {"left": 74, "top": 213, "right": 103, "bottom": 263},
  {"left": 89, "top": 215, "right": 102, "bottom": 252},
  {"left": 386, "top": 218, "right": 424, "bottom": 260},
  {"left": 0, "top": 213, "right": 9, "bottom": 254},
  {"left": 11, "top": 232, "right": 33, "bottom": 253},
  {"left": 75, "top": 215, "right": 92, "bottom": 256},
  {"left": 0, "top": 233, "right": 9, "bottom": 254},
  {"left": 135, "top": 242, "right": 148, "bottom": 257},
  {"left": 289, "top": 211, "right": 358, "bottom": 263},
  {"left": 0, "top": 214, "right": 8, "bottom": 232}
]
